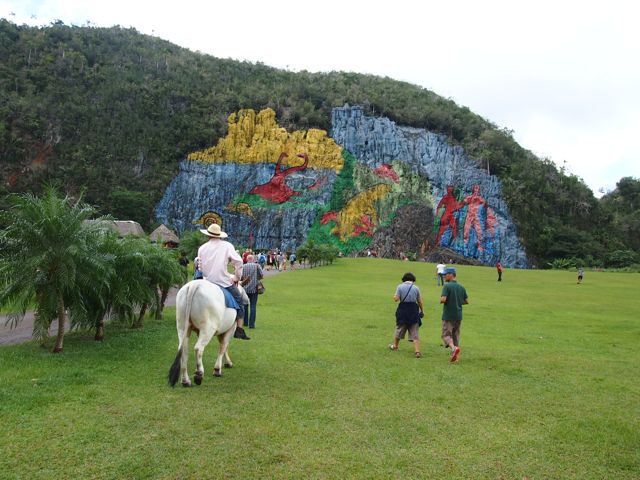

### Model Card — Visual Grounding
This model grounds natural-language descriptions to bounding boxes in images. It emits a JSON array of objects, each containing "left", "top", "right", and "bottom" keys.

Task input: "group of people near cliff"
[
  {"left": 390, "top": 268, "right": 468, "bottom": 362},
  {"left": 236, "top": 248, "right": 296, "bottom": 272}
]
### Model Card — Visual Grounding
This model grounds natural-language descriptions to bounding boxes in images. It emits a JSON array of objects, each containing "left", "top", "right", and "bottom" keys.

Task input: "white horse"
[{"left": 168, "top": 280, "right": 247, "bottom": 387}]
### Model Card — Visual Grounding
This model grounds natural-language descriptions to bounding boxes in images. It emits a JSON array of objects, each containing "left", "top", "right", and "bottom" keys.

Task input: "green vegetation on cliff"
[{"left": 0, "top": 19, "right": 638, "bottom": 266}]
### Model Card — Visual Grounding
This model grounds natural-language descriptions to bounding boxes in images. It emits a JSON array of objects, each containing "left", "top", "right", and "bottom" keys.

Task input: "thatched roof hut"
[
  {"left": 110, "top": 220, "right": 145, "bottom": 237},
  {"left": 150, "top": 224, "right": 180, "bottom": 248}
]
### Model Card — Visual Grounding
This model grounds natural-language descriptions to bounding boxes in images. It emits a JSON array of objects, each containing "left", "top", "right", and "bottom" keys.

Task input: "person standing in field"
[
  {"left": 389, "top": 272, "right": 425, "bottom": 358},
  {"left": 440, "top": 267, "right": 468, "bottom": 363},
  {"left": 241, "top": 254, "right": 263, "bottom": 329},
  {"left": 496, "top": 261, "right": 503, "bottom": 282},
  {"left": 577, "top": 267, "right": 584, "bottom": 284},
  {"left": 436, "top": 262, "right": 446, "bottom": 286}
]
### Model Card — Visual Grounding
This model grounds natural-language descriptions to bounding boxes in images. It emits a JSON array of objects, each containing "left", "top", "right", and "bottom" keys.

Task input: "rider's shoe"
[{"left": 234, "top": 327, "right": 251, "bottom": 340}]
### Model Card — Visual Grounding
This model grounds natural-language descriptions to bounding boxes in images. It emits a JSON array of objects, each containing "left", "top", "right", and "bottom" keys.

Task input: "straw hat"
[{"left": 200, "top": 223, "right": 228, "bottom": 238}]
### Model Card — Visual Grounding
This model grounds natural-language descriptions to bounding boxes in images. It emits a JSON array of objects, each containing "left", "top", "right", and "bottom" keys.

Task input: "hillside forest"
[{"left": 0, "top": 19, "right": 638, "bottom": 268}]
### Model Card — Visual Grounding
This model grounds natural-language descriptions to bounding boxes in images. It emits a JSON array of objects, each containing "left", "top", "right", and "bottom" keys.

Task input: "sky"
[{"left": 2, "top": 0, "right": 639, "bottom": 197}]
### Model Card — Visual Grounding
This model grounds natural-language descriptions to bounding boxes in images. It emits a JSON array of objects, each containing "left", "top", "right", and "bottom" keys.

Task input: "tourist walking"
[
  {"left": 440, "top": 267, "right": 468, "bottom": 362},
  {"left": 241, "top": 254, "right": 264, "bottom": 329},
  {"left": 389, "top": 272, "right": 425, "bottom": 358},
  {"left": 197, "top": 223, "right": 250, "bottom": 340}
]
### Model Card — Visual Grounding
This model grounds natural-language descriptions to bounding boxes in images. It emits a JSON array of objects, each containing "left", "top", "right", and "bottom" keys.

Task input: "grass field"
[{"left": 1, "top": 258, "right": 638, "bottom": 479}]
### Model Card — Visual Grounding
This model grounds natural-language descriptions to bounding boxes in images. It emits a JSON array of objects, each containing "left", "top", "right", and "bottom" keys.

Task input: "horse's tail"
[
  {"left": 168, "top": 281, "right": 201, "bottom": 387},
  {"left": 168, "top": 347, "right": 182, "bottom": 387}
]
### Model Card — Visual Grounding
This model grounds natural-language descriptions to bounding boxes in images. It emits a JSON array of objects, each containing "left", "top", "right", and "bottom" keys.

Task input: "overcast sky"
[{"left": 2, "top": 0, "right": 639, "bottom": 196}]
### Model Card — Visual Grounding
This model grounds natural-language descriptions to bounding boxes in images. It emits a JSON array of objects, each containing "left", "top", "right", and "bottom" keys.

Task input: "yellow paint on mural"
[
  {"left": 225, "top": 202, "right": 255, "bottom": 219},
  {"left": 192, "top": 212, "right": 223, "bottom": 228},
  {"left": 187, "top": 108, "right": 344, "bottom": 172},
  {"left": 337, "top": 184, "right": 392, "bottom": 240}
]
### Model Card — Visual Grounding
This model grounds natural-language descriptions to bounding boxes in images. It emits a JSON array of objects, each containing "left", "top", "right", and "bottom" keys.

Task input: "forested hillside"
[{"left": 0, "top": 19, "right": 638, "bottom": 267}]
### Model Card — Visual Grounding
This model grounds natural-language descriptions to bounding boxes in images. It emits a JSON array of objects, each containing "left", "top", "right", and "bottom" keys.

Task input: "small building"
[
  {"left": 110, "top": 220, "right": 145, "bottom": 238},
  {"left": 150, "top": 224, "right": 180, "bottom": 248}
]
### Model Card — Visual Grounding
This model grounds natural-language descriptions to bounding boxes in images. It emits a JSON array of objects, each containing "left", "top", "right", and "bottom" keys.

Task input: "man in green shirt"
[{"left": 440, "top": 267, "right": 469, "bottom": 362}]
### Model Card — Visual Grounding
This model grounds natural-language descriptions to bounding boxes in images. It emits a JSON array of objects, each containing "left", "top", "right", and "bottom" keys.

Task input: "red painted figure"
[
  {"left": 320, "top": 211, "right": 338, "bottom": 225},
  {"left": 436, "top": 185, "right": 462, "bottom": 245},
  {"left": 485, "top": 206, "right": 496, "bottom": 241},
  {"left": 352, "top": 214, "right": 375, "bottom": 237},
  {"left": 373, "top": 164, "right": 399, "bottom": 183},
  {"left": 462, "top": 184, "right": 486, "bottom": 251},
  {"left": 249, "top": 152, "right": 309, "bottom": 204}
]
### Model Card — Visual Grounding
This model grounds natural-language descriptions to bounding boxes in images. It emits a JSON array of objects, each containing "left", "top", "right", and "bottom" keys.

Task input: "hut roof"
[
  {"left": 111, "top": 220, "right": 145, "bottom": 237},
  {"left": 150, "top": 224, "right": 180, "bottom": 244}
]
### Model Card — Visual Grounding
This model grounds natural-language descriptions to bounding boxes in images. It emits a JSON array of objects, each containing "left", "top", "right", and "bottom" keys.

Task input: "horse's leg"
[
  {"left": 222, "top": 326, "right": 234, "bottom": 368},
  {"left": 215, "top": 326, "right": 236, "bottom": 375},
  {"left": 193, "top": 325, "right": 215, "bottom": 385},
  {"left": 223, "top": 347, "right": 233, "bottom": 369},
  {"left": 180, "top": 326, "right": 192, "bottom": 387}
]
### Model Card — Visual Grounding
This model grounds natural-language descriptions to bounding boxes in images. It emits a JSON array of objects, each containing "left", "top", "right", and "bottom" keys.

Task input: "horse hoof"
[
  {"left": 194, "top": 372, "right": 203, "bottom": 385},
  {"left": 214, "top": 368, "right": 222, "bottom": 377},
  {"left": 224, "top": 363, "right": 233, "bottom": 369},
  {"left": 181, "top": 381, "right": 192, "bottom": 388}
]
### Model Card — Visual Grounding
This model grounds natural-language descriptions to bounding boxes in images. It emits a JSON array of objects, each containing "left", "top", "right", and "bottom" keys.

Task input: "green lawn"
[{"left": 1, "top": 259, "right": 638, "bottom": 479}]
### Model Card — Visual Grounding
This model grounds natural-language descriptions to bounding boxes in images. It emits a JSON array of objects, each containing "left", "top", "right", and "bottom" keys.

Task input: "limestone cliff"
[
  {"left": 329, "top": 105, "right": 528, "bottom": 267},
  {"left": 156, "top": 106, "right": 528, "bottom": 267}
]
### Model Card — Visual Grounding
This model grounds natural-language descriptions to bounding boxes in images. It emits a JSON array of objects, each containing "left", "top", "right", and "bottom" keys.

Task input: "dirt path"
[{"left": 0, "top": 264, "right": 295, "bottom": 346}]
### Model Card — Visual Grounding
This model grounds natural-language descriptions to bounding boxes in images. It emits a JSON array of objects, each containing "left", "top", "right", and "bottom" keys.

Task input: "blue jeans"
[
  {"left": 246, "top": 292, "right": 259, "bottom": 328},
  {"left": 224, "top": 284, "right": 244, "bottom": 320}
]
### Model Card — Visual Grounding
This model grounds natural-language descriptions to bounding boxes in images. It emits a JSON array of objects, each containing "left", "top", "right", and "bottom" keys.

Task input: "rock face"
[
  {"left": 330, "top": 106, "right": 528, "bottom": 267},
  {"left": 155, "top": 160, "right": 336, "bottom": 251},
  {"left": 156, "top": 106, "right": 528, "bottom": 267},
  {"left": 370, "top": 204, "right": 436, "bottom": 259}
]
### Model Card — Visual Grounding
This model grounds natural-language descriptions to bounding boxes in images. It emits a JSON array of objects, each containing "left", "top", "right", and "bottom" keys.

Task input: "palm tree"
[
  {"left": 178, "top": 229, "right": 203, "bottom": 261},
  {"left": 69, "top": 233, "right": 144, "bottom": 340},
  {"left": 150, "top": 247, "right": 184, "bottom": 321},
  {"left": 135, "top": 241, "right": 184, "bottom": 326},
  {"left": 72, "top": 235, "right": 160, "bottom": 337},
  {"left": 0, "top": 188, "right": 112, "bottom": 352}
]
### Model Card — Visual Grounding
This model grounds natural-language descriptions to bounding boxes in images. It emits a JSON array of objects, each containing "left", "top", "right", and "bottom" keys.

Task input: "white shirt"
[
  {"left": 437, "top": 263, "right": 446, "bottom": 274},
  {"left": 197, "top": 238, "right": 243, "bottom": 287}
]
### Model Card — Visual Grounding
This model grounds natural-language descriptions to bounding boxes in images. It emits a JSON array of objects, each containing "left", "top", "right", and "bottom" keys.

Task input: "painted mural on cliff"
[{"left": 156, "top": 106, "right": 528, "bottom": 267}]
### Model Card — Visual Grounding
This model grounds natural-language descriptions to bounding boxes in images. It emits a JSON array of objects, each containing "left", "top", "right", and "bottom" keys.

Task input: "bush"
[
  {"left": 549, "top": 258, "right": 578, "bottom": 270},
  {"left": 605, "top": 250, "right": 639, "bottom": 268}
]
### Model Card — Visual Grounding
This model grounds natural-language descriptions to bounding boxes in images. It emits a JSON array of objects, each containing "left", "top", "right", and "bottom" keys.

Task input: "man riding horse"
[{"left": 198, "top": 223, "right": 250, "bottom": 340}]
